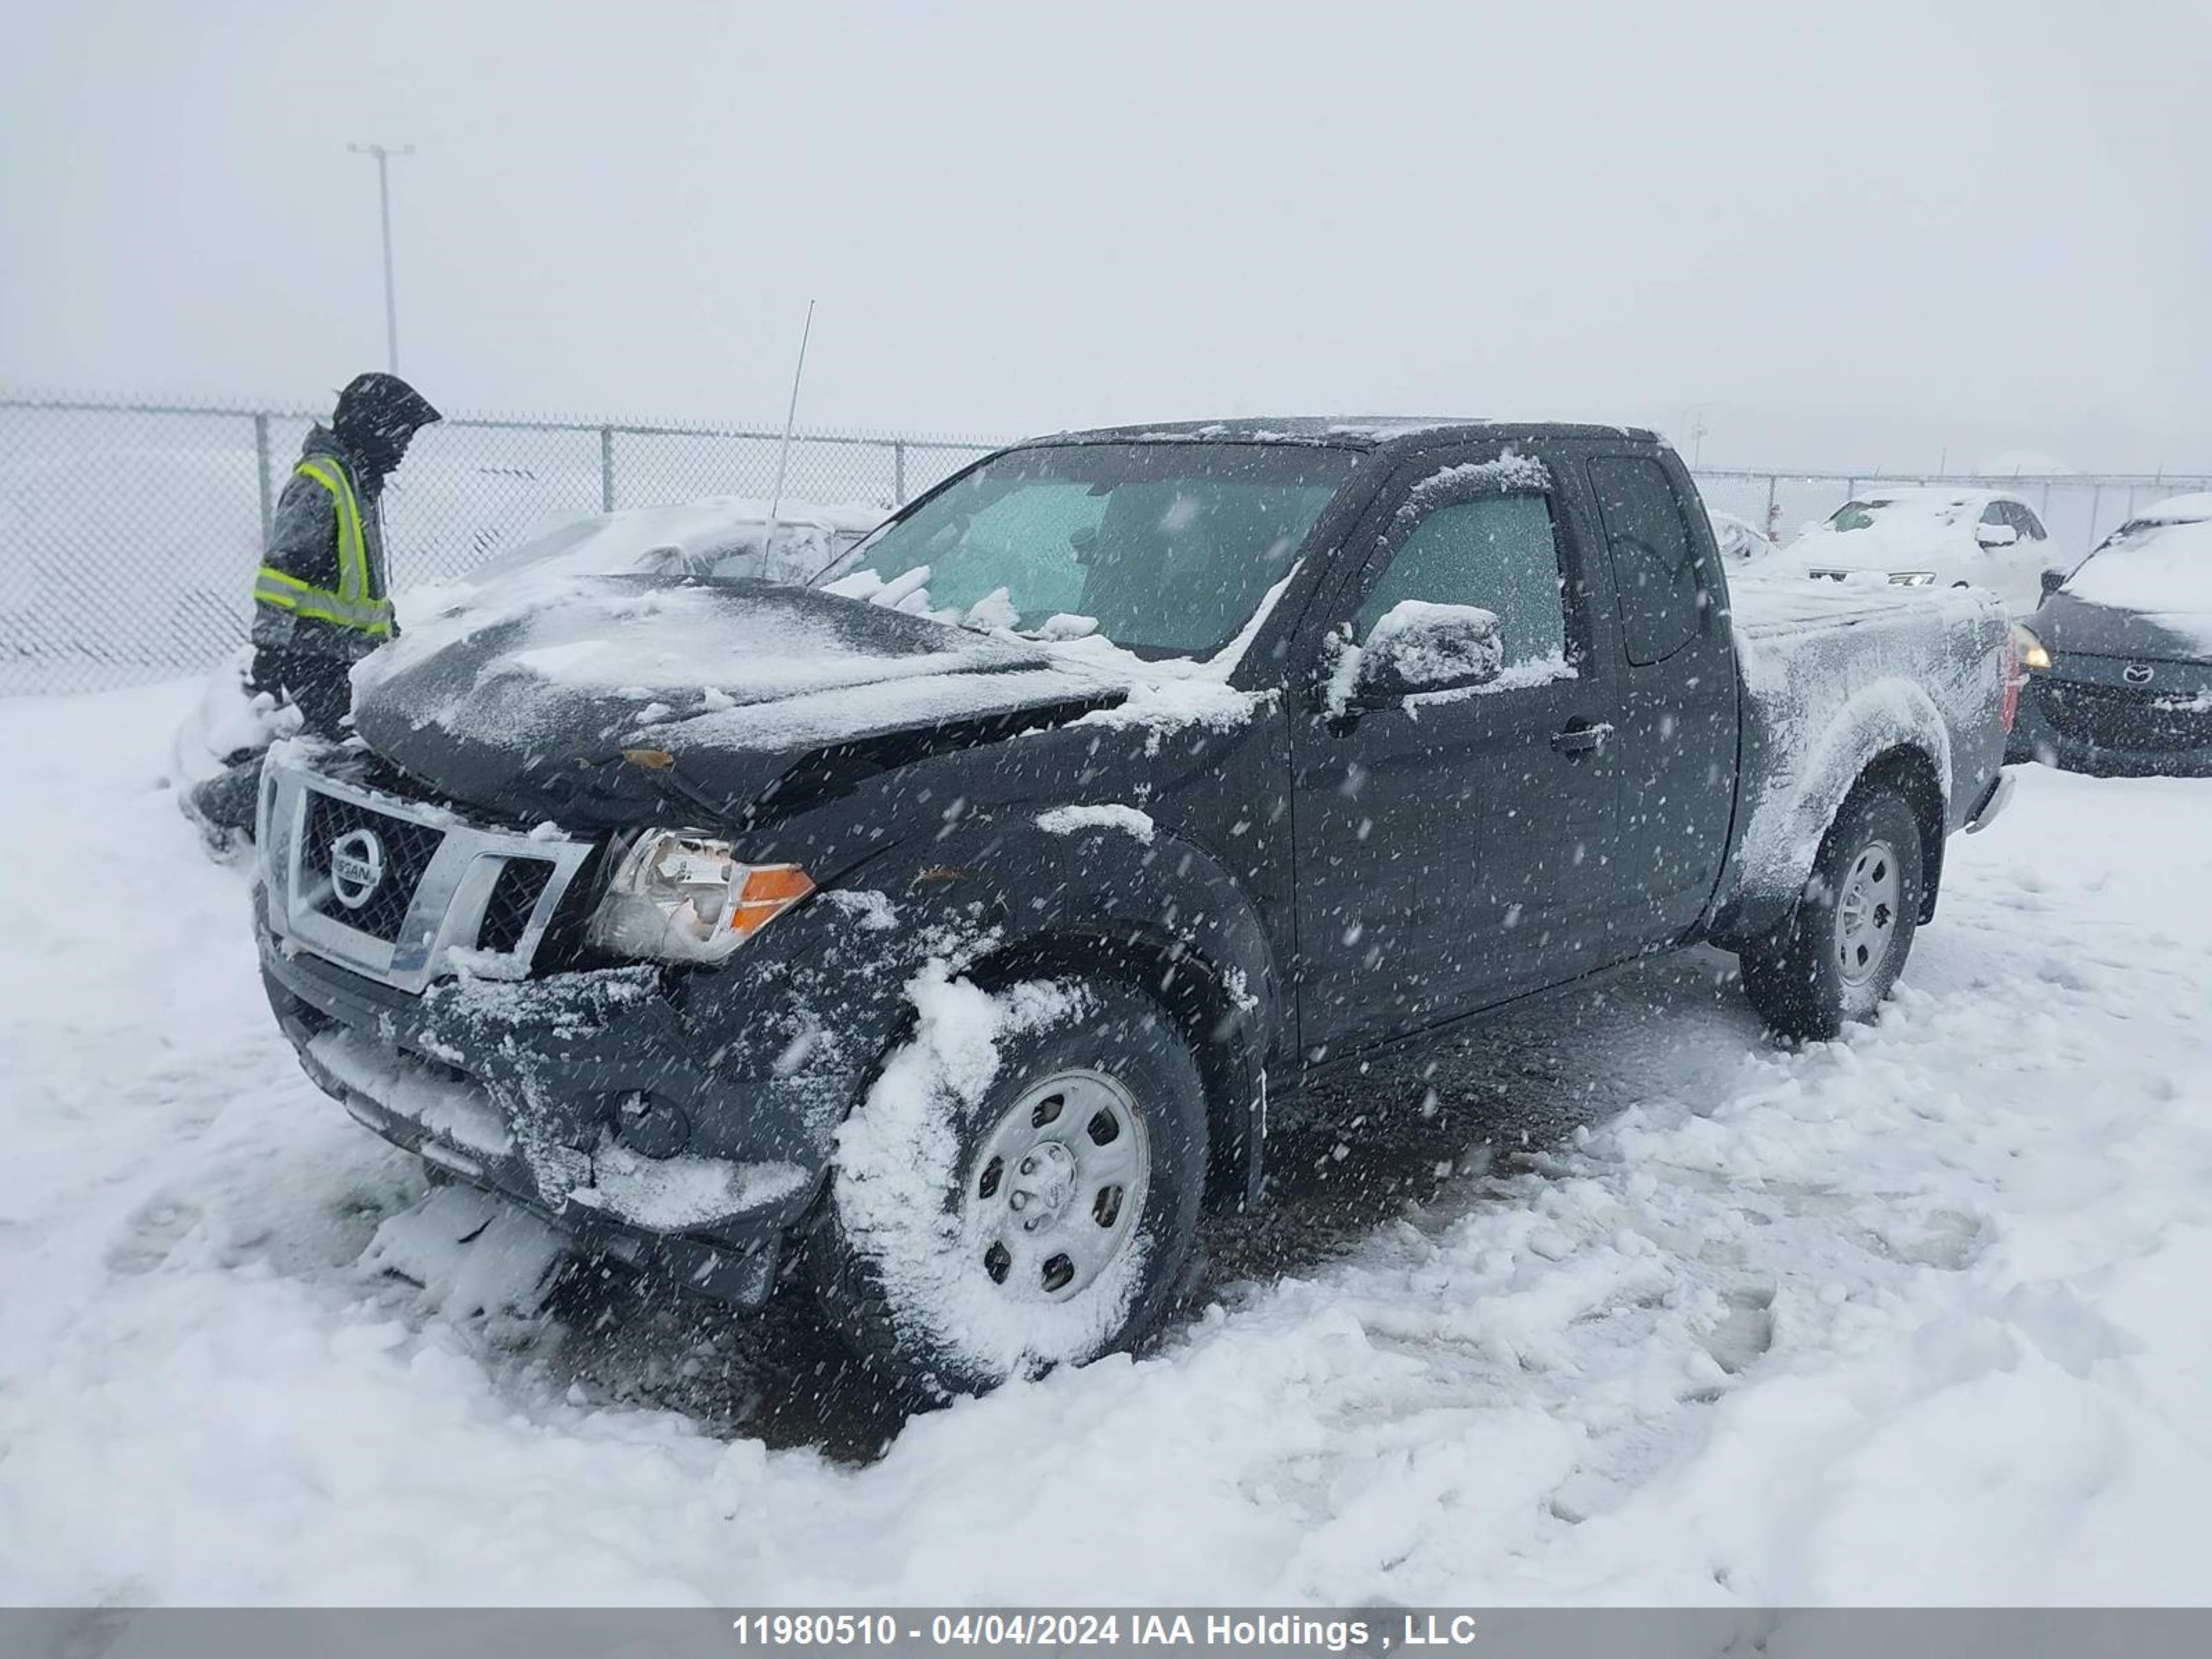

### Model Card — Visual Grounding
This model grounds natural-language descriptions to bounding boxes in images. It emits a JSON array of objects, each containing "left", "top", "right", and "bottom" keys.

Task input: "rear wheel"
[
  {"left": 1738, "top": 786, "right": 1923, "bottom": 1040},
  {"left": 809, "top": 977, "right": 1208, "bottom": 1396}
]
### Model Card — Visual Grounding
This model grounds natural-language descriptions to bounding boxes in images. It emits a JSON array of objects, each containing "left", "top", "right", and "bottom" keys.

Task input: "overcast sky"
[{"left": 3, "top": 0, "right": 2206, "bottom": 471}]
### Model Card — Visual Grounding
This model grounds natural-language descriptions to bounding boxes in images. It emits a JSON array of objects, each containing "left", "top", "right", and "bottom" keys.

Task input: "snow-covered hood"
[
  {"left": 349, "top": 576, "right": 1129, "bottom": 822},
  {"left": 1788, "top": 522, "right": 1969, "bottom": 574},
  {"left": 2033, "top": 590, "right": 2212, "bottom": 664}
]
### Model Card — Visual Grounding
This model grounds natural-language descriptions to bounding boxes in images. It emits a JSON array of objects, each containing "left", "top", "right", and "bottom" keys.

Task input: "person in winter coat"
[
  {"left": 250, "top": 371, "right": 442, "bottom": 735},
  {"left": 180, "top": 374, "right": 440, "bottom": 855}
]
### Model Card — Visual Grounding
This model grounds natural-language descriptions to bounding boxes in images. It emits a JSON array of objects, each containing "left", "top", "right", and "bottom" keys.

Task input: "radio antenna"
[{"left": 761, "top": 299, "right": 816, "bottom": 570}]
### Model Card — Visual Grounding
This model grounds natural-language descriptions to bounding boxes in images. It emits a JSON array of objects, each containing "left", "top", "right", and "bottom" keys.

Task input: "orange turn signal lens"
[{"left": 727, "top": 865, "right": 816, "bottom": 938}]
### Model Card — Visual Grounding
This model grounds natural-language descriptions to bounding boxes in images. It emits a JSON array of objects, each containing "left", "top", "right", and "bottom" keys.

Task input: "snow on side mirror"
[
  {"left": 1976, "top": 522, "right": 2019, "bottom": 549},
  {"left": 1353, "top": 601, "right": 1503, "bottom": 704}
]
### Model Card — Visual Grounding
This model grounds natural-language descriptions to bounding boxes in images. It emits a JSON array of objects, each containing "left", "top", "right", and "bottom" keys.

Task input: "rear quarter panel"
[{"left": 1712, "top": 577, "right": 2008, "bottom": 939}]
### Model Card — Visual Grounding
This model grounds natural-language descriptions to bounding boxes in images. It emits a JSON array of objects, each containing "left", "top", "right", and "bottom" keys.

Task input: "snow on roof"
[
  {"left": 2135, "top": 492, "right": 2212, "bottom": 526},
  {"left": 1020, "top": 416, "right": 1660, "bottom": 450},
  {"left": 2066, "top": 516, "right": 2212, "bottom": 634},
  {"left": 1842, "top": 485, "right": 2016, "bottom": 512}
]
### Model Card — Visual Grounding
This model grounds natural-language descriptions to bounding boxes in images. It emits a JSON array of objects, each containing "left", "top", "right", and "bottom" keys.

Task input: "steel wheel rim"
[
  {"left": 964, "top": 1067, "right": 1150, "bottom": 1302},
  {"left": 1835, "top": 837, "right": 1902, "bottom": 988}
]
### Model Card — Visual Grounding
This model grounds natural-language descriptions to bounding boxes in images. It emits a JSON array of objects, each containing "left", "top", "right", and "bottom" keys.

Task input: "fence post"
[
  {"left": 1763, "top": 474, "right": 1777, "bottom": 538},
  {"left": 599, "top": 426, "right": 616, "bottom": 512},
  {"left": 893, "top": 440, "right": 908, "bottom": 505},
  {"left": 254, "top": 412, "right": 275, "bottom": 547}
]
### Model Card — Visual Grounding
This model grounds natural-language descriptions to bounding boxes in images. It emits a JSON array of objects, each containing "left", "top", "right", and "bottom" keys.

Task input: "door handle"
[{"left": 1550, "top": 720, "right": 1612, "bottom": 757}]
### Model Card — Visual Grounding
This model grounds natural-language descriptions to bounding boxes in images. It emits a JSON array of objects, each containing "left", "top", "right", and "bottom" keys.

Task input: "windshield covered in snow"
[
  {"left": 1824, "top": 495, "right": 1973, "bottom": 534},
  {"left": 826, "top": 442, "right": 1357, "bottom": 657}
]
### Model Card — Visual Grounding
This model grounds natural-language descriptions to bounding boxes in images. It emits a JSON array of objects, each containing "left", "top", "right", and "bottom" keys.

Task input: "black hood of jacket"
[
  {"left": 332, "top": 373, "right": 442, "bottom": 482},
  {"left": 2031, "top": 588, "right": 2212, "bottom": 664},
  {"left": 349, "top": 577, "right": 1127, "bottom": 826}
]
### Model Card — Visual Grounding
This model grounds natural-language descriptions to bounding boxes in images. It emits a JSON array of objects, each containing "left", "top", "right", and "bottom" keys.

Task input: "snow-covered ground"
[{"left": 1, "top": 682, "right": 2209, "bottom": 1606}]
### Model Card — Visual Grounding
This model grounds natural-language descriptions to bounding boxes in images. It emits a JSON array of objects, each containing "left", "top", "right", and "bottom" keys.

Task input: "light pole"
[{"left": 347, "top": 142, "right": 415, "bottom": 373}]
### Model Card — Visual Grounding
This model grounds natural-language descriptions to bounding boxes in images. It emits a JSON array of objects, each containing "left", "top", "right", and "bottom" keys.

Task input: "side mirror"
[
  {"left": 1351, "top": 601, "right": 1503, "bottom": 704},
  {"left": 2039, "top": 568, "right": 2067, "bottom": 601},
  {"left": 1976, "top": 522, "right": 2019, "bottom": 550}
]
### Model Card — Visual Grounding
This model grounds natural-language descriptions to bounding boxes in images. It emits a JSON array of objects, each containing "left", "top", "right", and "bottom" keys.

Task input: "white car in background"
[{"left": 1786, "top": 487, "right": 2053, "bottom": 613}]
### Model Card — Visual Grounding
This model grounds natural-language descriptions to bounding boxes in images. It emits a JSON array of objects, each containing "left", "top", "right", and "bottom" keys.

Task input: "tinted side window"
[
  {"left": 1354, "top": 493, "right": 1568, "bottom": 668},
  {"left": 1588, "top": 456, "right": 1705, "bottom": 665},
  {"left": 2009, "top": 502, "right": 2047, "bottom": 541}
]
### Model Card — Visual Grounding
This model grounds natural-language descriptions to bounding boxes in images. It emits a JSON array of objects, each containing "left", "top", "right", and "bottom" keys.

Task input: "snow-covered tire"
[
  {"left": 809, "top": 975, "right": 1208, "bottom": 1396},
  {"left": 1738, "top": 786, "right": 1923, "bottom": 1040}
]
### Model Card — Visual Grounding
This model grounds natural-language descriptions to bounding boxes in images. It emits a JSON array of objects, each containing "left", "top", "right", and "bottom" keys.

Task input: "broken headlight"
[{"left": 588, "top": 830, "right": 814, "bottom": 965}]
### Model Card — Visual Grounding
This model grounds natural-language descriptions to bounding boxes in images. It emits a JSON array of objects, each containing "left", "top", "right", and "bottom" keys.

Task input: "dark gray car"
[{"left": 2012, "top": 495, "right": 2212, "bottom": 776}]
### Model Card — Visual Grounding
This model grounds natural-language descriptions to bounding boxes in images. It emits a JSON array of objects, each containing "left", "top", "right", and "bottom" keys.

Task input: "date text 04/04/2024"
[{"left": 727, "top": 1611, "right": 1485, "bottom": 1650}]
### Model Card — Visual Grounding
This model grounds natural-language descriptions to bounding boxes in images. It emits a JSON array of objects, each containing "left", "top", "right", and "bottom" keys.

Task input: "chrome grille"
[
  {"left": 301, "top": 792, "right": 446, "bottom": 944},
  {"left": 261, "top": 754, "right": 594, "bottom": 993},
  {"left": 478, "top": 858, "right": 556, "bottom": 955}
]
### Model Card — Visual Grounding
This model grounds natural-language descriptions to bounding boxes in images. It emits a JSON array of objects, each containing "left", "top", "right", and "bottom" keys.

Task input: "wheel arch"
[
  {"left": 821, "top": 812, "right": 1285, "bottom": 1215},
  {"left": 1714, "top": 675, "right": 1954, "bottom": 942},
  {"left": 961, "top": 919, "right": 1269, "bottom": 1214},
  {"left": 1850, "top": 742, "right": 1947, "bottom": 923}
]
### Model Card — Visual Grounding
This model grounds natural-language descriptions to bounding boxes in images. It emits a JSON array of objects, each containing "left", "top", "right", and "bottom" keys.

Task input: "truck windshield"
[{"left": 827, "top": 442, "right": 1358, "bottom": 656}]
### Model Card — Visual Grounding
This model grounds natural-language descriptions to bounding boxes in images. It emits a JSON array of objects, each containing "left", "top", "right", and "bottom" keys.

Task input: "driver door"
[{"left": 1289, "top": 450, "right": 1621, "bottom": 1059}]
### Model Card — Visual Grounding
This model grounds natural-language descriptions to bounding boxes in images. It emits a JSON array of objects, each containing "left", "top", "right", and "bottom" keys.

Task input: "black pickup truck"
[{"left": 254, "top": 418, "right": 2015, "bottom": 1391}]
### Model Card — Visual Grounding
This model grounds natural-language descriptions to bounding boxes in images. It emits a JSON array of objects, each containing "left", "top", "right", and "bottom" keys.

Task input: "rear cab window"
[{"left": 1586, "top": 455, "right": 1712, "bottom": 665}]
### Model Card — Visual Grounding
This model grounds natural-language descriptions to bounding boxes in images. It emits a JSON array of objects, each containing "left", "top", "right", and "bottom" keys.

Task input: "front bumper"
[
  {"left": 254, "top": 749, "right": 942, "bottom": 1304},
  {"left": 2009, "top": 668, "right": 2212, "bottom": 778},
  {"left": 261, "top": 922, "right": 832, "bottom": 1303}
]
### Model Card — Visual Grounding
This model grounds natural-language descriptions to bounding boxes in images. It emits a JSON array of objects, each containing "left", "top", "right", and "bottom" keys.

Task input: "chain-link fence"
[
  {"left": 3, "top": 391, "right": 2207, "bottom": 696},
  {"left": 0, "top": 394, "right": 999, "bottom": 695}
]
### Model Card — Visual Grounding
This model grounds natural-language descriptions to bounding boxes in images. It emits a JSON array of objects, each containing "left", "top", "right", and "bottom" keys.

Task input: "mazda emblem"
[
  {"left": 2123, "top": 662, "right": 2155, "bottom": 686},
  {"left": 328, "top": 827, "right": 386, "bottom": 910}
]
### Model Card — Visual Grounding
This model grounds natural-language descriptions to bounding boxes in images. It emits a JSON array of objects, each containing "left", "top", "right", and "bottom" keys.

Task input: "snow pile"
[
  {"left": 1035, "top": 804, "right": 1156, "bottom": 843},
  {"left": 4, "top": 681, "right": 2212, "bottom": 1605},
  {"left": 830, "top": 971, "right": 1154, "bottom": 1383},
  {"left": 165, "top": 646, "right": 300, "bottom": 791},
  {"left": 359, "top": 1187, "right": 566, "bottom": 1323}
]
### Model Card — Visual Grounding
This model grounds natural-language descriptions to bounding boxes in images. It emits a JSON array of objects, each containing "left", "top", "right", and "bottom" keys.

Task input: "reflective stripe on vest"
[{"left": 254, "top": 458, "right": 395, "bottom": 636}]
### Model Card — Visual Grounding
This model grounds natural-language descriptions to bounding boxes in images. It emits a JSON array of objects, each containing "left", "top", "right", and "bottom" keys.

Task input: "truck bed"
[{"left": 1716, "top": 573, "right": 2011, "bottom": 935}]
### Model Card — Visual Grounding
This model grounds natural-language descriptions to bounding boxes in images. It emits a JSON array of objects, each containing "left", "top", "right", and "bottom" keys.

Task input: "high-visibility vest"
[{"left": 252, "top": 457, "right": 396, "bottom": 636}]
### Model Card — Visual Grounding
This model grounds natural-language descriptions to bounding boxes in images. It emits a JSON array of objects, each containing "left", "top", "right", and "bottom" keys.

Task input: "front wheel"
[
  {"left": 809, "top": 976, "right": 1208, "bottom": 1396},
  {"left": 1738, "top": 785, "right": 1924, "bottom": 1040}
]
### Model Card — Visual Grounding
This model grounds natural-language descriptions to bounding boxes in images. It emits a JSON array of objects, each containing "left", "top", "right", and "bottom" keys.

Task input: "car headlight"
[
  {"left": 588, "top": 830, "right": 814, "bottom": 964},
  {"left": 2014, "top": 624, "right": 2052, "bottom": 673},
  {"left": 1888, "top": 571, "right": 1938, "bottom": 588}
]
